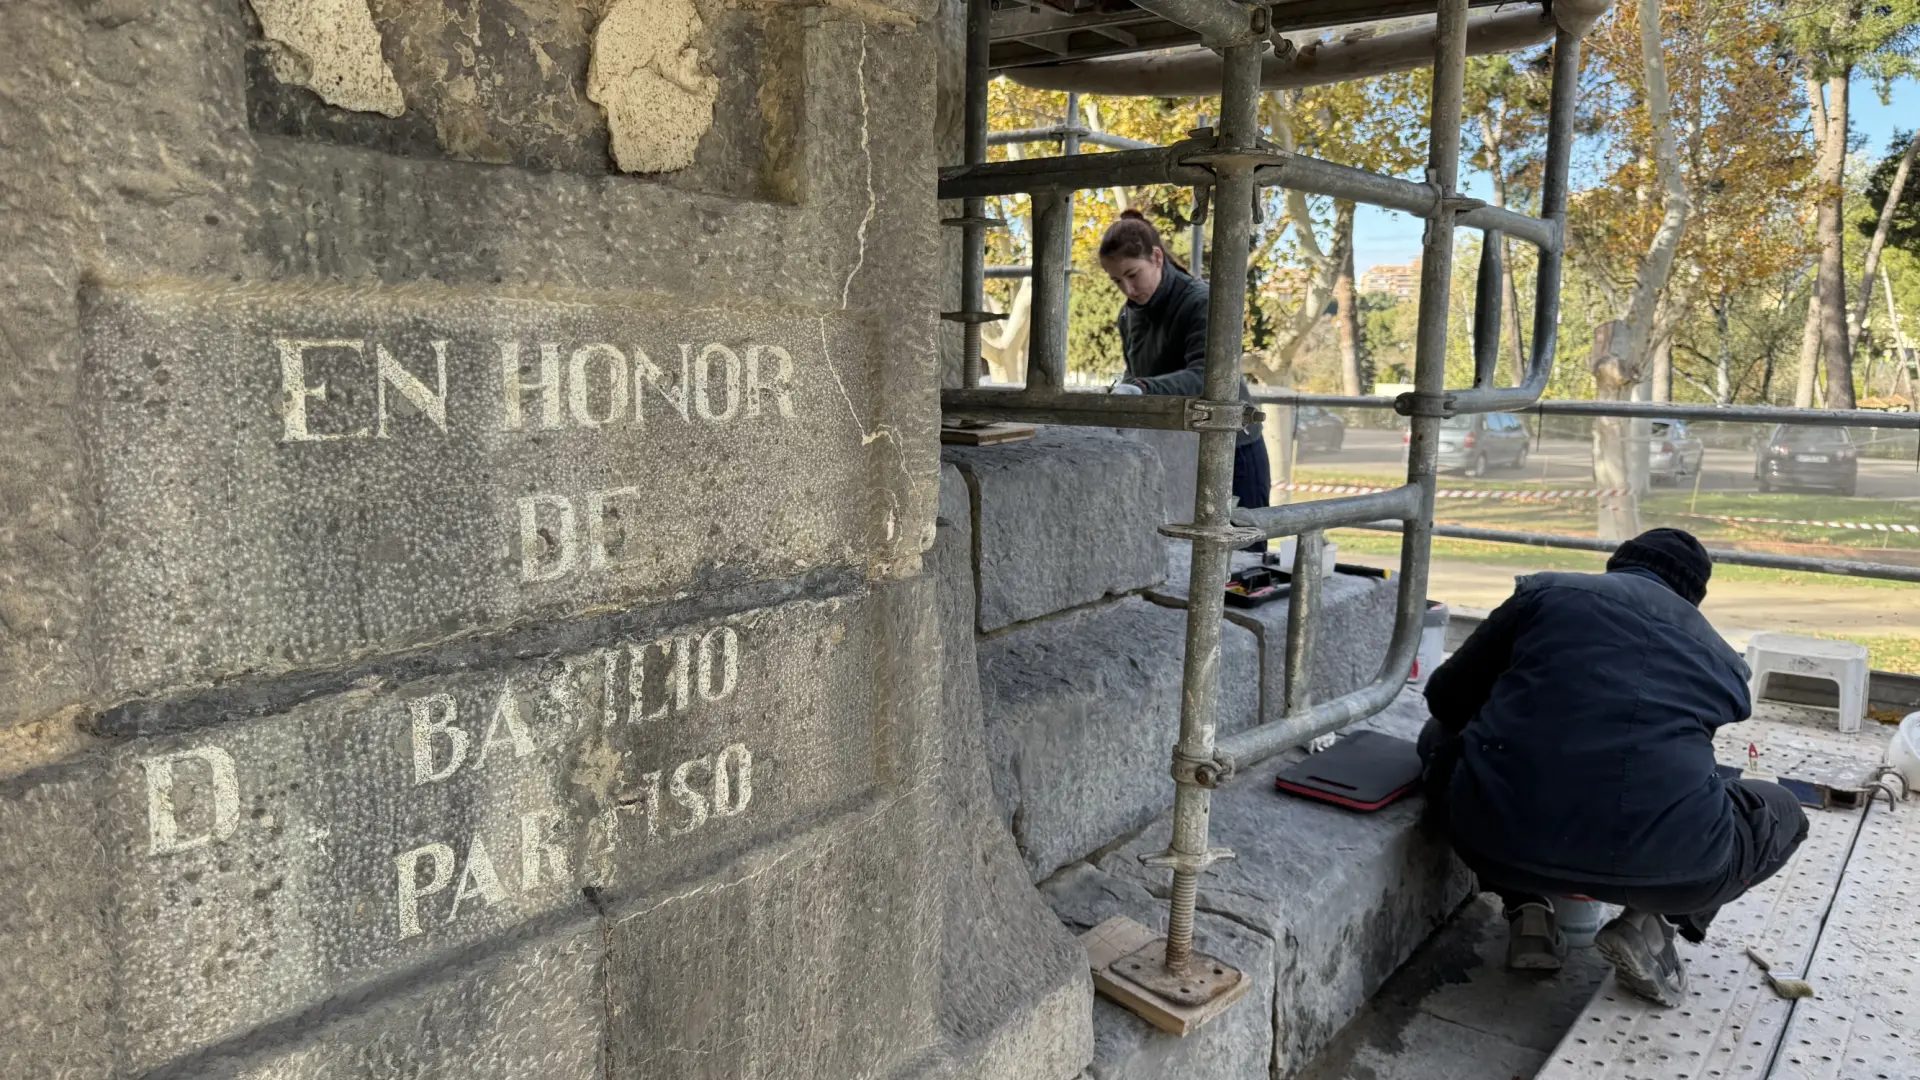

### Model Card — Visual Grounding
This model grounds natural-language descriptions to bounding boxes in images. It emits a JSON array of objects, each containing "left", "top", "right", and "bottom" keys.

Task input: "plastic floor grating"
[{"left": 1537, "top": 710, "right": 1911, "bottom": 1080}]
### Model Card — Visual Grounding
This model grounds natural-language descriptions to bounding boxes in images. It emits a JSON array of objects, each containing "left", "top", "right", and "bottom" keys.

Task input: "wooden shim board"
[
  {"left": 1767, "top": 802, "right": 1920, "bottom": 1080},
  {"left": 940, "top": 422, "right": 1036, "bottom": 446},
  {"left": 1534, "top": 802, "right": 1864, "bottom": 1080},
  {"left": 1080, "top": 915, "right": 1252, "bottom": 1037}
]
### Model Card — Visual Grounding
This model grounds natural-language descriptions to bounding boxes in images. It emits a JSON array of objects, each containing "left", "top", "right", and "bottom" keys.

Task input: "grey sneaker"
[
  {"left": 1594, "top": 908, "right": 1688, "bottom": 1007},
  {"left": 1507, "top": 902, "right": 1569, "bottom": 971}
]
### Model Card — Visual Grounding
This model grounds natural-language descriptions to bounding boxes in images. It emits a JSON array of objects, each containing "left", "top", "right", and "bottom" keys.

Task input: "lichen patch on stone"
[
  {"left": 586, "top": 0, "right": 720, "bottom": 174},
  {"left": 250, "top": 0, "right": 406, "bottom": 117}
]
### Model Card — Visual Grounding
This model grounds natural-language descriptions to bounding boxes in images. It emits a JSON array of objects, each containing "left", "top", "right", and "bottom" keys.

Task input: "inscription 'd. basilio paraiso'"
[
  {"left": 274, "top": 335, "right": 802, "bottom": 584},
  {"left": 138, "top": 624, "right": 759, "bottom": 943}
]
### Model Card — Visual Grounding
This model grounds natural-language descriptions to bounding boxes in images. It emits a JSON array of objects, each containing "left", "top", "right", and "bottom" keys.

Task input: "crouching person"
[{"left": 1416, "top": 528, "right": 1809, "bottom": 1006}]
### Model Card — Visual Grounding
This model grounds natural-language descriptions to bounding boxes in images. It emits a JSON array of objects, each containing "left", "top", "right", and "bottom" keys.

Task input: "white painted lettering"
[
  {"left": 374, "top": 342, "right": 449, "bottom": 437},
  {"left": 141, "top": 746, "right": 241, "bottom": 856},
  {"left": 499, "top": 340, "right": 563, "bottom": 430},
  {"left": 568, "top": 344, "right": 629, "bottom": 427},
  {"left": 518, "top": 493, "right": 579, "bottom": 582},
  {"left": 697, "top": 626, "right": 739, "bottom": 703},
  {"left": 520, "top": 810, "right": 570, "bottom": 891},
  {"left": 278, "top": 338, "right": 370, "bottom": 442},
  {"left": 448, "top": 837, "right": 508, "bottom": 920},
  {"left": 746, "top": 344, "right": 797, "bottom": 419},
  {"left": 395, "top": 842, "right": 455, "bottom": 939},
  {"left": 409, "top": 693, "right": 468, "bottom": 784},
  {"left": 636, "top": 346, "right": 690, "bottom": 428},
  {"left": 627, "top": 640, "right": 671, "bottom": 722},
  {"left": 713, "top": 743, "right": 753, "bottom": 817},
  {"left": 669, "top": 756, "right": 712, "bottom": 834},
  {"left": 585, "top": 486, "right": 641, "bottom": 572},
  {"left": 638, "top": 770, "right": 663, "bottom": 840},
  {"left": 693, "top": 343, "right": 741, "bottom": 422},
  {"left": 475, "top": 684, "right": 535, "bottom": 765}
]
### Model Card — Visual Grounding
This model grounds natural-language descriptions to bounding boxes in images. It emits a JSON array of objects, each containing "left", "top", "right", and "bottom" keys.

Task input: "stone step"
[
  {"left": 942, "top": 428, "right": 1168, "bottom": 633},
  {"left": 1152, "top": 542, "right": 1400, "bottom": 735},
  {"left": 976, "top": 594, "right": 1260, "bottom": 880},
  {"left": 1040, "top": 690, "right": 1470, "bottom": 1080}
]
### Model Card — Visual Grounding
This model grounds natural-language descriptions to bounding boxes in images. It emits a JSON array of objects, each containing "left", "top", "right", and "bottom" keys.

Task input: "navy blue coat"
[
  {"left": 1116, "top": 266, "right": 1262, "bottom": 446},
  {"left": 1424, "top": 569, "right": 1752, "bottom": 887}
]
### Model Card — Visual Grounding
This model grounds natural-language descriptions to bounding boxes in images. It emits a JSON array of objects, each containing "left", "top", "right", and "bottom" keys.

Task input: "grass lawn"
[
  {"left": 1293, "top": 468, "right": 1920, "bottom": 559},
  {"left": 1330, "top": 530, "right": 1920, "bottom": 675}
]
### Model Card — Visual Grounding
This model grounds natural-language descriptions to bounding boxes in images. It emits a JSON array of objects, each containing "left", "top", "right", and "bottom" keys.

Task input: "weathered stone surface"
[
  {"left": 0, "top": 762, "right": 115, "bottom": 1080},
  {"left": 1, "top": 0, "right": 1093, "bottom": 1075},
  {"left": 245, "top": 0, "right": 802, "bottom": 197},
  {"left": 943, "top": 428, "right": 1167, "bottom": 633},
  {"left": 1042, "top": 863, "right": 1277, "bottom": 1080},
  {"left": 929, "top": 515, "right": 1095, "bottom": 1079},
  {"left": 206, "top": 925, "right": 605, "bottom": 1080},
  {"left": 1127, "top": 428, "right": 1198, "bottom": 526},
  {"left": 2, "top": 3, "right": 939, "bottom": 728},
  {"left": 1089, "top": 691, "right": 1472, "bottom": 1078},
  {"left": 84, "top": 281, "right": 889, "bottom": 696},
  {"left": 977, "top": 596, "right": 1258, "bottom": 880},
  {"left": 99, "top": 588, "right": 879, "bottom": 1072},
  {"left": 1154, "top": 542, "right": 1398, "bottom": 732}
]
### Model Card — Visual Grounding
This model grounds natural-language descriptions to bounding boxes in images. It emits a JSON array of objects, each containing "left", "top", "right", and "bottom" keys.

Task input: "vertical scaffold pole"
[
  {"left": 960, "top": 0, "right": 991, "bottom": 388},
  {"left": 1159, "top": 33, "right": 1265, "bottom": 977}
]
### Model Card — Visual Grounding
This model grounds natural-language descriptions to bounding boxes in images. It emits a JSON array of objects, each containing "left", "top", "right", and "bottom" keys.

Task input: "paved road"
[{"left": 1294, "top": 428, "right": 1920, "bottom": 502}]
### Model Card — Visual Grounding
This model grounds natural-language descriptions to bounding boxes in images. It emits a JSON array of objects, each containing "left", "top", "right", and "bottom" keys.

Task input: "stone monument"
[{"left": 0, "top": 1, "right": 1090, "bottom": 1076}]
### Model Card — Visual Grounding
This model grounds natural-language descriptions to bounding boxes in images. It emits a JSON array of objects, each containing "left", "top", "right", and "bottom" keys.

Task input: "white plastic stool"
[{"left": 1744, "top": 632, "right": 1869, "bottom": 733}]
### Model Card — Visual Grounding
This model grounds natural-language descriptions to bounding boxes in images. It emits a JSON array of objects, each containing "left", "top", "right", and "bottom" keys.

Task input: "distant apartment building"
[
  {"left": 1359, "top": 256, "right": 1421, "bottom": 301},
  {"left": 1259, "top": 264, "right": 1315, "bottom": 307}
]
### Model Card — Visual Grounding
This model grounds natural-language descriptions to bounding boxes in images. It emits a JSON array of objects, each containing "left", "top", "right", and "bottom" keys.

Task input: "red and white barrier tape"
[
  {"left": 1679, "top": 513, "right": 1920, "bottom": 535},
  {"left": 1271, "top": 484, "right": 1917, "bottom": 534},
  {"left": 1273, "top": 481, "right": 1628, "bottom": 502}
]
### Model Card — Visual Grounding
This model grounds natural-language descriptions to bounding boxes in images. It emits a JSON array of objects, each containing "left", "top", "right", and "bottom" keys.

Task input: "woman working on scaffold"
[{"left": 1099, "top": 210, "right": 1271, "bottom": 545}]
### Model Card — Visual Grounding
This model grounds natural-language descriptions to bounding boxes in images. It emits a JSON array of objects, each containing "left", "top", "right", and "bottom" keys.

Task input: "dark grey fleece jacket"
[{"left": 1116, "top": 265, "right": 1262, "bottom": 445}]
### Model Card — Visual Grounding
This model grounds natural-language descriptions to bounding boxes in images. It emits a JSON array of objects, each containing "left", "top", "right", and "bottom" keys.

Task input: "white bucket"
[
  {"left": 1888, "top": 712, "right": 1920, "bottom": 793},
  {"left": 1408, "top": 600, "right": 1449, "bottom": 688},
  {"left": 1557, "top": 897, "right": 1607, "bottom": 948}
]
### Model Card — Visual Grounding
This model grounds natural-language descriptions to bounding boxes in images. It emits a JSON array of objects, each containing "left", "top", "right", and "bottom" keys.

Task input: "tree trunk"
[
  {"left": 1332, "top": 200, "right": 1362, "bottom": 396},
  {"left": 1591, "top": 322, "right": 1642, "bottom": 540},
  {"left": 1484, "top": 149, "right": 1528, "bottom": 384},
  {"left": 1813, "top": 71, "right": 1855, "bottom": 409},
  {"left": 1714, "top": 292, "right": 1733, "bottom": 404},
  {"left": 981, "top": 277, "right": 1032, "bottom": 383},
  {"left": 1851, "top": 130, "right": 1920, "bottom": 348},
  {"left": 1593, "top": 0, "right": 1690, "bottom": 540},
  {"left": 1651, "top": 334, "right": 1672, "bottom": 402},
  {"left": 1795, "top": 284, "right": 1822, "bottom": 407}
]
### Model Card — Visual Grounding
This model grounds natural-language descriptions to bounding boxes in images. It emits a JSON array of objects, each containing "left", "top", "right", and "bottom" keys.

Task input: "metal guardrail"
[
  {"left": 1362, "top": 522, "right": 1920, "bottom": 585},
  {"left": 1261, "top": 392, "right": 1920, "bottom": 430}
]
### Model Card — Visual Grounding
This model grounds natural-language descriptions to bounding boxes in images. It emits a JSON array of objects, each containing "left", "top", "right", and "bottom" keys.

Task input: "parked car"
[
  {"left": 1294, "top": 405, "right": 1347, "bottom": 454},
  {"left": 1430, "top": 412, "right": 1530, "bottom": 477},
  {"left": 1754, "top": 424, "right": 1859, "bottom": 495},
  {"left": 1648, "top": 418, "right": 1706, "bottom": 486}
]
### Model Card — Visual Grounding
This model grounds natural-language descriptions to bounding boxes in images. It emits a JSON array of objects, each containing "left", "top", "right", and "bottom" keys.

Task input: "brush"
[{"left": 1747, "top": 947, "right": 1815, "bottom": 999}]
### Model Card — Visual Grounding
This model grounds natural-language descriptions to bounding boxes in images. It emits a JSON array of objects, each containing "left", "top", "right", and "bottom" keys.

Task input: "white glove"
[{"left": 1111, "top": 382, "right": 1143, "bottom": 395}]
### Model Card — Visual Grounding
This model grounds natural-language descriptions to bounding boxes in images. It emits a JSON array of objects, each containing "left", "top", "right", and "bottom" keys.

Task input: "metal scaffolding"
[{"left": 940, "top": 0, "right": 1603, "bottom": 1028}]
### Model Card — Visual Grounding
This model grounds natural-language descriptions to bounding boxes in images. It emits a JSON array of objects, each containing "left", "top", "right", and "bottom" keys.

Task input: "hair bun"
[{"left": 1119, "top": 208, "right": 1147, "bottom": 221}]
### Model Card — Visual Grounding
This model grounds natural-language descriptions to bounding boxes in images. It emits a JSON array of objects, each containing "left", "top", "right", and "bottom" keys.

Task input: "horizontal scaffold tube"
[
  {"left": 1256, "top": 393, "right": 1920, "bottom": 430},
  {"left": 1008, "top": 5, "right": 1557, "bottom": 96},
  {"left": 940, "top": 387, "right": 1218, "bottom": 431},
  {"left": 937, "top": 149, "right": 1559, "bottom": 252},
  {"left": 1232, "top": 483, "right": 1420, "bottom": 539}
]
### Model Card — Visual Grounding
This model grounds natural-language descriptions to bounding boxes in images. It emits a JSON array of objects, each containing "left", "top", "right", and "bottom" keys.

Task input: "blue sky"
[{"left": 1353, "top": 74, "right": 1918, "bottom": 277}]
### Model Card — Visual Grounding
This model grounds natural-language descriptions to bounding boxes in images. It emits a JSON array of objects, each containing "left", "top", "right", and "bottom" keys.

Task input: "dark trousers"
[
  {"left": 1416, "top": 719, "right": 1810, "bottom": 939},
  {"left": 1234, "top": 438, "right": 1271, "bottom": 553}
]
